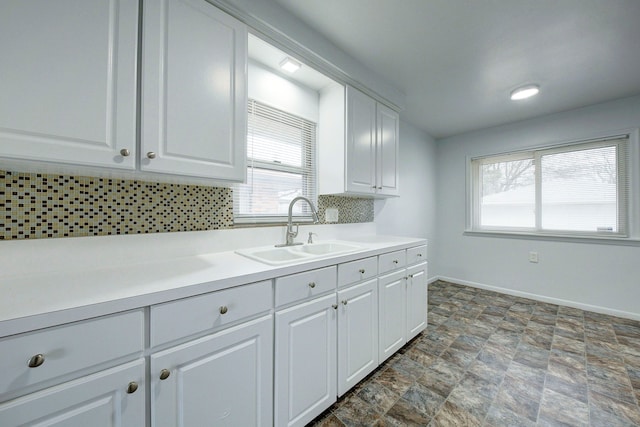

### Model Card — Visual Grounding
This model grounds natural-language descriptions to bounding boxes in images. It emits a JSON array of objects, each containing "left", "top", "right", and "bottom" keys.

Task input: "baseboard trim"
[{"left": 433, "top": 275, "right": 640, "bottom": 322}]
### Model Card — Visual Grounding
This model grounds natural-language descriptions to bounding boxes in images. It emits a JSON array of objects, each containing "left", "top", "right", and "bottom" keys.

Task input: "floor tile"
[{"left": 306, "top": 281, "right": 640, "bottom": 426}]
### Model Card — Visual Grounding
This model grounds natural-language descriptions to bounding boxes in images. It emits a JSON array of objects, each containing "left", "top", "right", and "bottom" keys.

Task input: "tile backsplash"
[{"left": 1, "top": 170, "right": 374, "bottom": 240}]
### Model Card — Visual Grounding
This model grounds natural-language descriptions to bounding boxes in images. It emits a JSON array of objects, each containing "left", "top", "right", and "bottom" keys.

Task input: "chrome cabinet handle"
[
  {"left": 219, "top": 306, "right": 228, "bottom": 314},
  {"left": 159, "top": 369, "right": 171, "bottom": 380},
  {"left": 127, "top": 382, "right": 138, "bottom": 394},
  {"left": 119, "top": 148, "right": 130, "bottom": 157},
  {"left": 308, "top": 282, "right": 316, "bottom": 288},
  {"left": 147, "top": 151, "right": 156, "bottom": 159},
  {"left": 28, "top": 354, "right": 45, "bottom": 368},
  {"left": 359, "top": 268, "right": 365, "bottom": 274}
]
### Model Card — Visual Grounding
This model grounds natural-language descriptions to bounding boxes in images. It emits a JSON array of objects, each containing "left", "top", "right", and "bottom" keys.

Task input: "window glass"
[{"left": 470, "top": 136, "right": 628, "bottom": 237}]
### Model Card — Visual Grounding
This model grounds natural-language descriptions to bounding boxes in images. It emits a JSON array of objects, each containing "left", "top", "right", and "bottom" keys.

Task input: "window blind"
[{"left": 233, "top": 99, "right": 317, "bottom": 224}]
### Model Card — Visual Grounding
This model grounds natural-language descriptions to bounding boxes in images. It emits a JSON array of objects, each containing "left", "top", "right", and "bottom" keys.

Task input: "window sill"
[{"left": 464, "top": 229, "right": 640, "bottom": 246}]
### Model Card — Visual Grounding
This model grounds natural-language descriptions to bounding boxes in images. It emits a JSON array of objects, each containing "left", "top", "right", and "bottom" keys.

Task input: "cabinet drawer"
[
  {"left": 338, "top": 256, "right": 377, "bottom": 288},
  {"left": 378, "top": 250, "right": 407, "bottom": 274},
  {"left": 275, "top": 266, "right": 337, "bottom": 308},
  {"left": 407, "top": 245, "right": 427, "bottom": 265},
  {"left": 0, "top": 310, "right": 143, "bottom": 397},
  {"left": 151, "top": 280, "right": 272, "bottom": 347}
]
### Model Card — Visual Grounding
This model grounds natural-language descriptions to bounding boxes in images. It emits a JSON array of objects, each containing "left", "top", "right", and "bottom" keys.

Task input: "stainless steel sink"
[{"left": 236, "top": 241, "right": 362, "bottom": 265}]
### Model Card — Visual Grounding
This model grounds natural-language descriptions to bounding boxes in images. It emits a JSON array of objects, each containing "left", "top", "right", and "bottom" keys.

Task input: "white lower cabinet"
[
  {"left": 407, "top": 262, "right": 428, "bottom": 341},
  {"left": 337, "top": 278, "right": 379, "bottom": 396},
  {"left": 378, "top": 269, "right": 408, "bottom": 362},
  {"left": 274, "top": 293, "right": 337, "bottom": 427},
  {"left": 0, "top": 359, "right": 145, "bottom": 426},
  {"left": 151, "top": 314, "right": 273, "bottom": 427}
]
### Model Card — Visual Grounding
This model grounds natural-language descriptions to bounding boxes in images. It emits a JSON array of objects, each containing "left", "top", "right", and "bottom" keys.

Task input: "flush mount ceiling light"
[
  {"left": 279, "top": 57, "right": 301, "bottom": 73},
  {"left": 510, "top": 84, "right": 540, "bottom": 101}
]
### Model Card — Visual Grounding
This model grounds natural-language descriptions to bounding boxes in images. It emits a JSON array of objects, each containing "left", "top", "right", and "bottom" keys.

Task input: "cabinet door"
[
  {"left": 406, "top": 262, "right": 428, "bottom": 340},
  {"left": 142, "top": 0, "right": 247, "bottom": 180},
  {"left": 376, "top": 103, "right": 400, "bottom": 196},
  {"left": 0, "top": 0, "right": 138, "bottom": 169},
  {"left": 275, "top": 294, "right": 337, "bottom": 427},
  {"left": 151, "top": 315, "right": 273, "bottom": 427},
  {"left": 378, "top": 270, "right": 407, "bottom": 362},
  {"left": 337, "top": 278, "right": 378, "bottom": 396},
  {"left": 345, "top": 86, "right": 376, "bottom": 194},
  {"left": 0, "top": 359, "right": 145, "bottom": 426}
]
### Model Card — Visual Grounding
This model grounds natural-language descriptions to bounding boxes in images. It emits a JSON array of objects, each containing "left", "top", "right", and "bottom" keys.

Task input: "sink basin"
[
  {"left": 236, "top": 241, "right": 363, "bottom": 265},
  {"left": 290, "top": 242, "right": 361, "bottom": 256},
  {"left": 248, "top": 248, "right": 308, "bottom": 263}
]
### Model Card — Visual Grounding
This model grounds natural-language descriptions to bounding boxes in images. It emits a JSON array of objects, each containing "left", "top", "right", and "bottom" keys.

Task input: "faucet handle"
[{"left": 308, "top": 232, "right": 317, "bottom": 244}]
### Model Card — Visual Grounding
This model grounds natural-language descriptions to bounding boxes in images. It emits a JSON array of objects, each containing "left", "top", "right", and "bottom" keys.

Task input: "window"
[
  {"left": 233, "top": 99, "right": 317, "bottom": 223},
  {"left": 470, "top": 135, "right": 629, "bottom": 237}
]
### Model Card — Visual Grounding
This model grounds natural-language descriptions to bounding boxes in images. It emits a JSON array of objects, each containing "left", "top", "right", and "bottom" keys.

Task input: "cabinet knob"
[
  {"left": 28, "top": 353, "right": 45, "bottom": 368},
  {"left": 308, "top": 282, "right": 316, "bottom": 288},
  {"left": 159, "top": 369, "right": 171, "bottom": 380},
  {"left": 359, "top": 268, "right": 365, "bottom": 274},
  {"left": 417, "top": 253, "right": 423, "bottom": 257},
  {"left": 119, "top": 148, "right": 130, "bottom": 157},
  {"left": 377, "top": 186, "right": 382, "bottom": 190},
  {"left": 332, "top": 304, "right": 338, "bottom": 309},
  {"left": 147, "top": 151, "right": 156, "bottom": 159},
  {"left": 371, "top": 185, "right": 376, "bottom": 189},
  {"left": 408, "top": 274, "right": 414, "bottom": 279},
  {"left": 126, "top": 382, "right": 139, "bottom": 394},
  {"left": 393, "top": 260, "right": 399, "bottom": 264},
  {"left": 341, "top": 300, "right": 348, "bottom": 306},
  {"left": 219, "top": 306, "right": 228, "bottom": 315}
]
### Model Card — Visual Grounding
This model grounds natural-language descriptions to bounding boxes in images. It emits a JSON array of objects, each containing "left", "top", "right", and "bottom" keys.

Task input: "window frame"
[
  {"left": 233, "top": 99, "right": 318, "bottom": 225},
  {"left": 467, "top": 131, "right": 638, "bottom": 242}
]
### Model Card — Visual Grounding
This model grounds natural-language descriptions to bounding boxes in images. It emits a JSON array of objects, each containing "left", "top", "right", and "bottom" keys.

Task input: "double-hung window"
[
  {"left": 470, "top": 135, "right": 629, "bottom": 237},
  {"left": 233, "top": 99, "right": 317, "bottom": 224}
]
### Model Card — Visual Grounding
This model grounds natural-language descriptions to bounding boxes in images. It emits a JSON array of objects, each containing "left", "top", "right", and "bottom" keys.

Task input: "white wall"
[
  {"left": 435, "top": 95, "right": 640, "bottom": 319},
  {"left": 375, "top": 120, "right": 437, "bottom": 262},
  {"left": 248, "top": 60, "right": 319, "bottom": 122}
]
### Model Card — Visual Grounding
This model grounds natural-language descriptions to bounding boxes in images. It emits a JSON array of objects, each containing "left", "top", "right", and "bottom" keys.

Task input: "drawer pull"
[
  {"left": 159, "top": 369, "right": 171, "bottom": 380},
  {"left": 127, "top": 382, "right": 139, "bottom": 394},
  {"left": 417, "top": 253, "right": 423, "bottom": 257},
  {"left": 308, "top": 282, "right": 316, "bottom": 289},
  {"left": 28, "top": 353, "right": 45, "bottom": 368},
  {"left": 359, "top": 268, "right": 365, "bottom": 274},
  {"left": 393, "top": 260, "right": 399, "bottom": 264},
  {"left": 147, "top": 151, "right": 156, "bottom": 159},
  {"left": 332, "top": 304, "right": 338, "bottom": 309},
  {"left": 119, "top": 148, "right": 130, "bottom": 157},
  {"left": 341, "top": 300, "right": 348, "bottom": 306},
  {"left": 408, "top": 274, "right": 414, "bottom": 279},
  {"left": 219, "top": 306, "right": 228, "bottom": 315}
]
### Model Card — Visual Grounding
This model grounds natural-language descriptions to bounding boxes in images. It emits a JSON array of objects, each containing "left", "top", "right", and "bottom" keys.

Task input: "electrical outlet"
[
  {"left": 529, "top": 251, "right": 539, "bottom": 263},
  {"left": 325, "top": 208, "right": 339, "bottom": 223}
]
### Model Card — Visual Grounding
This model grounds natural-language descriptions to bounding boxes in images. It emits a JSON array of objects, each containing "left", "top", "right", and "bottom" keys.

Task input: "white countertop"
[{"left": 0, "top": 228, "right": 426, "bottom": 337}]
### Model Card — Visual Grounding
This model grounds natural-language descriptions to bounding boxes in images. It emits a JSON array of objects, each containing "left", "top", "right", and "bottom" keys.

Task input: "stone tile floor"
[{"left": 308, "top": 280, "right": 640, "bottom": 426}]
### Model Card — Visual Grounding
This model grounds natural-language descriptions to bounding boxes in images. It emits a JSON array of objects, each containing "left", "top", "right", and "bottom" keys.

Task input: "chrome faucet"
[{"left": 276, "top": 196, "right": 319, "bottom": 247}]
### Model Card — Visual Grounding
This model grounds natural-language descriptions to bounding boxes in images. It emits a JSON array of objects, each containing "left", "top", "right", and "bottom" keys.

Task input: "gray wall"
[{"left": 434, "top": 95, "right": 640, "bottom": 319}]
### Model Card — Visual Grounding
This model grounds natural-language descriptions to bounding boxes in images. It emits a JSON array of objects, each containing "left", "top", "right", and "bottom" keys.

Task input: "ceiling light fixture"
[
  {"left": 510, "top": 84, "right": 540, "bottom": 101},
  {"left": 279, "top": 57, "right": 301, "bottom": 73}
]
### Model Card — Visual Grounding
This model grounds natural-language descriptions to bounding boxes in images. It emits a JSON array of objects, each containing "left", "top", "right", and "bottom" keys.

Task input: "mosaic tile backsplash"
[{"left": 1, "top": 170, "right": 374, "bottom": 240}]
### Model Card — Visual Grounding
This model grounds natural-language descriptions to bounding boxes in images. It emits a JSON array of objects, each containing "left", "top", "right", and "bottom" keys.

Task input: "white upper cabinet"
[
  {"left": 376, "top": 102, "right": 400, "bottom": 196},
  {"left": 141, "top": 0, "right": 247, "bottom": 181},
  {"left": 0, "top": 0, "right": 138, "bottom": 169},
  {"left": 319, "top": 85, "right": 400, "bottom": 197},
  {"left": 345, "top": 87, "right": 377, "bottom": 194}
]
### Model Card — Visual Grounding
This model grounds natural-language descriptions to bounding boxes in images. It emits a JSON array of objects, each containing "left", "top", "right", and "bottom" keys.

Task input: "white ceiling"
[{"left": 271, "top": 0, "right": 640, "bottom": 139}]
